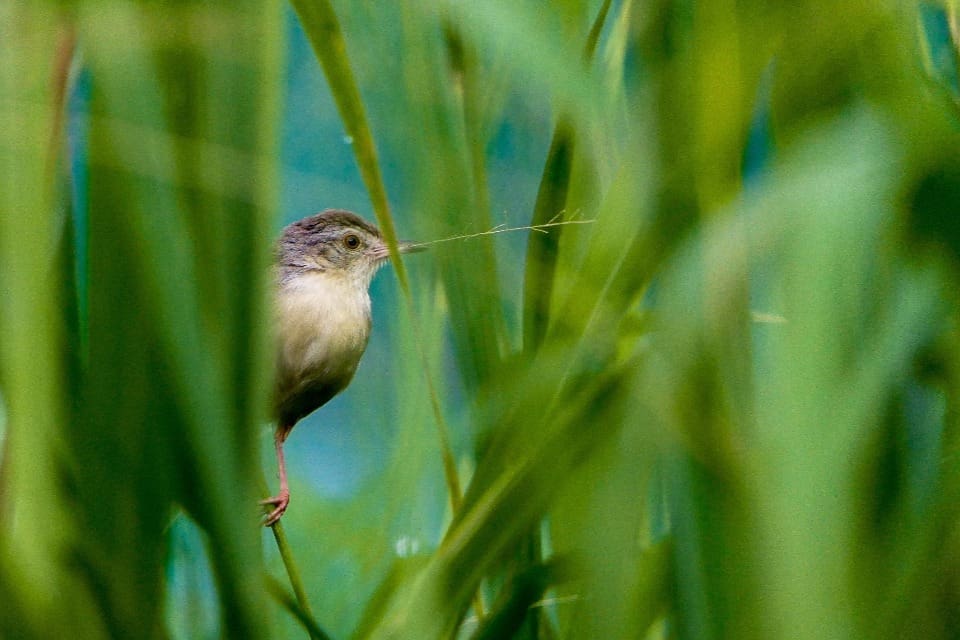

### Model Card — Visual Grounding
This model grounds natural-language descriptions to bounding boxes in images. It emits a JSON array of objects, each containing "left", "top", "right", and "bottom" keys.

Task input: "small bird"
[{"left": 262, "top": 209, "right": 422, "bottom": 525}]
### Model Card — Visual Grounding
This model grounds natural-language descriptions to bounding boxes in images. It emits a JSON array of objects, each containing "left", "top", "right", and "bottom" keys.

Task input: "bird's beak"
[
  {"left": 398, "top": 240, "right": 427, "bottom": 254},
  {"left": 374, "top": 240, "right": 426, "bottom": 260}
]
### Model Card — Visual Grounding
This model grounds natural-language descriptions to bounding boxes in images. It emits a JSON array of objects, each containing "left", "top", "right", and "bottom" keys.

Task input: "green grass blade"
[
  {"left": 0, "top": 2, "right": 76, "bottom": 636},
  {"left": 288, "top": 0, "right": 409, "bottom": 290},
  {"left": 68, "top": 1, "right": 283, "bottom": 636}
]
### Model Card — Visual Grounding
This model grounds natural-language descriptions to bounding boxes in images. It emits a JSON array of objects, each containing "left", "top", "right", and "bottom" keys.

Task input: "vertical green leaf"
[{"left": 0, "top": 3, "right": 87, "bottom": 637}]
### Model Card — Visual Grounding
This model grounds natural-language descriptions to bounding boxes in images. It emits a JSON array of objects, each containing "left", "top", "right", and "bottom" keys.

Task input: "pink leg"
[{"left": 261, "top": 426, "right": 291, "bottom": 526}]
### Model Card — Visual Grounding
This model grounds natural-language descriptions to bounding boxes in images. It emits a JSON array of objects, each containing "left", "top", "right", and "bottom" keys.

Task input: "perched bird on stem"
[{"left": 262, "top": 209, "right": 422, "bottom": 526}]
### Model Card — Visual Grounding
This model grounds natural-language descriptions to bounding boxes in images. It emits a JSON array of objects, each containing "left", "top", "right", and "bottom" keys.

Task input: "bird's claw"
[{"left": 260, "top": 490, "right": 290, "bottom": 527}]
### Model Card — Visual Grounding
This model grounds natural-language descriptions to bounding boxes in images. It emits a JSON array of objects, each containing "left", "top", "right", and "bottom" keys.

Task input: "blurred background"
[{"left": 5, "top": 1, "right": 960, "bottom": 639}]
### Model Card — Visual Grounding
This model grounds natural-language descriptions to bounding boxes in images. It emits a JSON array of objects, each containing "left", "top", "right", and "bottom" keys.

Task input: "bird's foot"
[{"left": 259, "top": 489, "right": 290, "bottom": 527}]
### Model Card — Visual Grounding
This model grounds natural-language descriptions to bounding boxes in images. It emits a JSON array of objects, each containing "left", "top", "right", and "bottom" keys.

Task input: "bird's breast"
[{"left": 275, "top": 272, "right": 372, "bottom": 417}]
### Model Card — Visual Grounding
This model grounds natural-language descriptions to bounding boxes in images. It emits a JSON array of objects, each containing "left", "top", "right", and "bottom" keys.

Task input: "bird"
[{"left": 261, "top": 209, "right": 422, "bottom": 526}]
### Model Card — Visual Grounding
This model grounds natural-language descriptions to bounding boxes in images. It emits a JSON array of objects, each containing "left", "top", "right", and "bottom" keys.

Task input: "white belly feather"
[{"left": 276, "top": 270, "right": 372, "bottom": 384}]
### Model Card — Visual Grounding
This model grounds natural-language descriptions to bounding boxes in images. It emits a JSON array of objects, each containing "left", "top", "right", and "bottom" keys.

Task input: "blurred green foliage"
[{"left": 4, "top": 1, "right": 960, "bottom": 639}]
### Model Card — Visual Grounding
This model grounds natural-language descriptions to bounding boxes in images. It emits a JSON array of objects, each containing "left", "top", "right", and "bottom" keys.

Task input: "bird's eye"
[{"left": 343, "top": 233, "right": 362, "bottom": 250}]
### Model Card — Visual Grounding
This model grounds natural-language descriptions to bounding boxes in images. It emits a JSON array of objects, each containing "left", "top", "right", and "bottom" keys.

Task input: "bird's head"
[{"left": 278, "top": 209, "right": 422, "bottom": 288}]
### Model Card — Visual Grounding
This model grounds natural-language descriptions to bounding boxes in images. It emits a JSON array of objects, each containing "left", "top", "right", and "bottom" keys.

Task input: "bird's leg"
[{"left": 261, "top": 424, "right": 292, "bottom": 526}]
